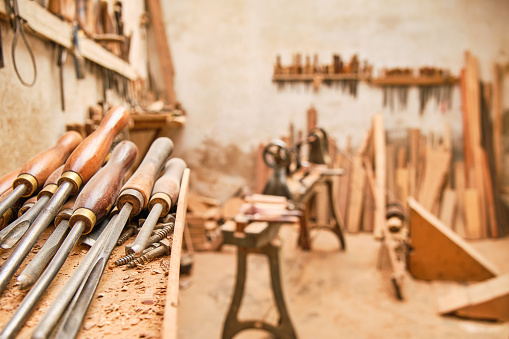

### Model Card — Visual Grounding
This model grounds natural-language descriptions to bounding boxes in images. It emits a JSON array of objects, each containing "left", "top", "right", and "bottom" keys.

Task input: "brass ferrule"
[
  {"left": 37, "top": 183, "right": 58, "bottom": 199},
  {"left": 148, "top": 192, "right": 172, "bottom": 216},
  {"left": 69, "top": 207, "right": 96, "bottom": 234},
  {"left": 58, "top": 171, "right": 83, "bottom": 195},
  {"left": 14, "top": 174, "right": 38, "bottom": 197}
]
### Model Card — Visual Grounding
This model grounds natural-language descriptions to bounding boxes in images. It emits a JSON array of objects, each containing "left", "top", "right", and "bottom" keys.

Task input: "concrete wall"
[
  {"left": 162, "top": 0, "right": 509, "bottom": 200},
  {"left": 0, "top": 0, "right": 147, "bottom": 175}
]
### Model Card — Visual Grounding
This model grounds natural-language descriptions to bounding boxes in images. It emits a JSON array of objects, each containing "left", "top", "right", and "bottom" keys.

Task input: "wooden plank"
[
  {"left": 464, "top": 188, "right": 482, "bottom": 239},
  {"left": 460, "top": 69, "right": 472, "bottom": 185},
  {"left": 416, "top": 147, "right": 451, "bottom": 212},
  {"left": 346, "top": 156, "right": 365, "bottom": 233},
  {"left": 147, "top": 0, "right": 177, "bottom": 105},
  {"left": 481, "top": 150, "right": 498, "bottom": 237},
  {"left": 492, "top": 64, "right": 503, "bottom": 182},
  {"left": 0, "top": 0, "right": 136, "bottom": 79},
  {"left": 465, "top": 52, "right": 488, "bottom": 236},
  {"left": 397, "top": 146, "right": 406, "bottom": 169},
  {"left": 337, "top": 156, "right": 352, "bottom": 226},
  {"left": 407, "top": 197, "right": 499, "bottom": 281},
  {"left": 454, "top": 161, "right": 467, "bottom": 237},
  {"left": 395, "top": 168, "right": 408, "bottom": 206},
  {"left": 408, "top": 128, "right": 420, "bottom": 197},
  {"left": 373, "top": 114, "right": 386, "bottom": 239},
  {"left": 435, "top": 273, "right": 509, "bottom": 321},
  {"left": 439, "top": 189, "right": 456, "bottom": 228},
  {"left": 162, "top": 168, "right": 190, "bottom": 339},
  {"left": 362, "top": 160, "right": 375, "bottom": 232},
  {"left": 386, "top": 144, "right": 396, "bottom": 202}
]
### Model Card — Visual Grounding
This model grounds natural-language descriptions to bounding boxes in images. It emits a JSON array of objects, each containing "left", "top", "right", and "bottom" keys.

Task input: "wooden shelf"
[
  {"left": 272, "top": 73, "right": 371, "bottom": 82},
  {"left": 129, "top": 113, "right": 186, "bottom": 131},
  {"left": 370, "top": 76, "right": 459, "bottom": 86},
  {"left": 0, "top": 0, "right": 137, "bottom": 80}
]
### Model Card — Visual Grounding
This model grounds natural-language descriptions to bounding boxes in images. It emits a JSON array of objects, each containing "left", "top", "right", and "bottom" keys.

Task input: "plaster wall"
[{"left": 162, "top": 0, "right": 509, "bottom": 199}]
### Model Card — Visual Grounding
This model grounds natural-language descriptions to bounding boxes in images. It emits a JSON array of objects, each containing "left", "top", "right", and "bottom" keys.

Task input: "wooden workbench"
[{"left": 0, "top": 169, "right": 190, "bottom": 339}]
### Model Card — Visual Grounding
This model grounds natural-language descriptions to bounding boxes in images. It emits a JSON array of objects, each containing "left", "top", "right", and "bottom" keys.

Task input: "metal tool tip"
[{"left": 17, "top": 274, "right": 33, "bottom": 290}]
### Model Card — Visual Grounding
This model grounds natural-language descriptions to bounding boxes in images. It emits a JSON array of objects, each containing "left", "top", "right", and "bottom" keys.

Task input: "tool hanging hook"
[{"left": 5, "top": 0, "right": 37, "bottom": 87}]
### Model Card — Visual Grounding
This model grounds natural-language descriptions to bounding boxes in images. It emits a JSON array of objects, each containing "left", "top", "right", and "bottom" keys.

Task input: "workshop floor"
[{"left": 178, "top": 226, "right": 509, "bottom": 339}]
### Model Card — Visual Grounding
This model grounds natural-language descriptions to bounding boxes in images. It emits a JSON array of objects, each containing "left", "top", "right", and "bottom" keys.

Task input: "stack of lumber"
[
  {"left": 186, "top": 193, "right": 223, "bottom": 251},
  {"left": 341, "top": 52, "right": 508, "bottom": 239}
]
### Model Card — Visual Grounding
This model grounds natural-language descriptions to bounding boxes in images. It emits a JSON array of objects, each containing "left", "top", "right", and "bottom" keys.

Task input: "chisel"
[
  {"left": 0, "top": 106, "right": 129, "bottom": 296},
  {"left": 32, "top": 137, "right": 173, "bottom": 339},
  {"left": 126, "top": 157, "right": 186, "bottom": 255},
  {"left": 17, "top": 196, "right": 36, "bottom": 217},
  {"left": 0, "top": 168, "right": 19, "bottom": 196},
  {"left": 0, "top": 165, "right": 64, "bottom": 249},
  {"left": 0, "top": 140, "right": 138, "bottom": 339},
  {"left": 0, "top": 189, "right": 20, "bottom": 230},
  {"left": 0, "top": 131, "right": 82, "bottom": 218},
  {"left": 16, "top": 197, "right": 75, "bottom": 289}
]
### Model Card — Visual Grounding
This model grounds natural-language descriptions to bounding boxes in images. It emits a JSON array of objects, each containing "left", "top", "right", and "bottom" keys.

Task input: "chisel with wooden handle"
[
  {"left": 126, "top": 157, "right": 186, "bottom": 255},
  {"left": 16, "top": 197, "right": 75, "bottom": 289},
  {"left": 0, "top": 131, "right": 82, "bottom": 218},
  {"left": 0, "top": 168, "right": 19, "bottom": 196},
  {"left": 32, "top": 137, "right": 173, "bottom": 339},
  {"left": 0, "top": 140, "right": 138, "bottom": 339},
  {"left": 0, "top": 106, "right": 129, "bottom": 296},
  {"left": 0, "top": 165, "right": 64, "bottom": 249}
]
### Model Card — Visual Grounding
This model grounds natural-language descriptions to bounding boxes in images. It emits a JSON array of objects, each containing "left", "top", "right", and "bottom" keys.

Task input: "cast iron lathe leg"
[{"left": 222, "top": 242, "right": 297, "bottom": 339}]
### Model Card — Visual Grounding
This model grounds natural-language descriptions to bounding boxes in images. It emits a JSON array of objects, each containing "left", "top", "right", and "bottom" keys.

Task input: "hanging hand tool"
[
  {"left": 5, "top": 0, "right": 37, "bottom": 86},
  {"left": 56, "top": 45, "right": 67, "bottom": 111},
  {"left": 0, "top": 131, "right": 82, "bottom": 219},
  {"left": 32, "top": 138, "right": 174, "bottom": 339},
  {"left": 126, "top": 158, "right": 186, "bottom": 255},
  {"left": 16, "top": 197, "right": 75, "bottom": 289},
  {"left": 0, "top": 165, "right": 64, "bottom": 249},
  {"left": 72, "top": 24, "right": 85, "bottom": 79},
  {"left": 0, "top": 140, "right": 138, "bottom": 339},
  {"left": 0, "top": 106, "right": 128, "bottom": 296},
  {"left": 0, "top": 168, "right": 19, "bottom": 196}
]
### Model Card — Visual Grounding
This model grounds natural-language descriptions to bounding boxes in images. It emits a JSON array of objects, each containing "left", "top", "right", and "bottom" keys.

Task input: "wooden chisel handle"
[
  {"left": 0, "top": 169, "right": 19, "bottom": 196},
  {"left": 12, "top": 131, "right": 83, "bottom": 197},
  {"left": 59, "top": 106, "right": 129, "bottom": 194},
  {"left": 69, "top": 141, "right": 138, "bottom": 234},
  {"left": 148, "top": 158, "right": 186, "bottom": 216},
  {"left": 37, "top": 165, "right": 64, "bottom": 200},
  {"left": 116, "top": 137, "right": 174, "bottom": 216}
]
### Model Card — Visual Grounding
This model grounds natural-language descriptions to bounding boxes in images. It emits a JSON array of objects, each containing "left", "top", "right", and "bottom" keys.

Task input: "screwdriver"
[
  {"left": 0, "top": 106, "right": 129, "bottom": 296},
  {"left": 16, "top": 197, "right": 75, "bottom": 289},
  {"left": 0, "top": 168, "right": 19, "bottom": 196},
  {"left": 32, "top": 137, "right": 174, "bottom": 339},
  {"left": 0, "top": 140, "right": 138, "bottom": 339},
  {"left": 0, "top": 131, "right": 83, "bottom": 218},
  {"left": 0, "top": 165, "right": 64, "bottom": 249},
  {"left": 126, "top": 157, "right": 186, "bottom": 255}
]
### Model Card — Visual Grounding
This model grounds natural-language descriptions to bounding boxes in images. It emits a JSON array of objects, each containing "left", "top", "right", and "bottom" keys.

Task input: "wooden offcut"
[
  {"left": 464, "top": 189, "right": 482, "bottom": 239},
  {"left": 416, "top": 146, "right": 451, "bottom": 212},
  {"left": 163, "top": 168, "right": 190, "bottom": 339},
  {"left": 436, "top": 273, "right": 509, "bottom": 322},
  {"left": 407, "top": 197, "right": 499, "bottom": 281},
  {"left": 346, "top": 156, "right": 365, "bottom": 233},
  {"left": 147, "top": 0, "right": 177, "bottom": 105},
  {"left": 373, "top": 114, "right": 386, "bottom": 239},
  {"left": 438, "top": 189, "right": 456, "bottom": 228}
]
